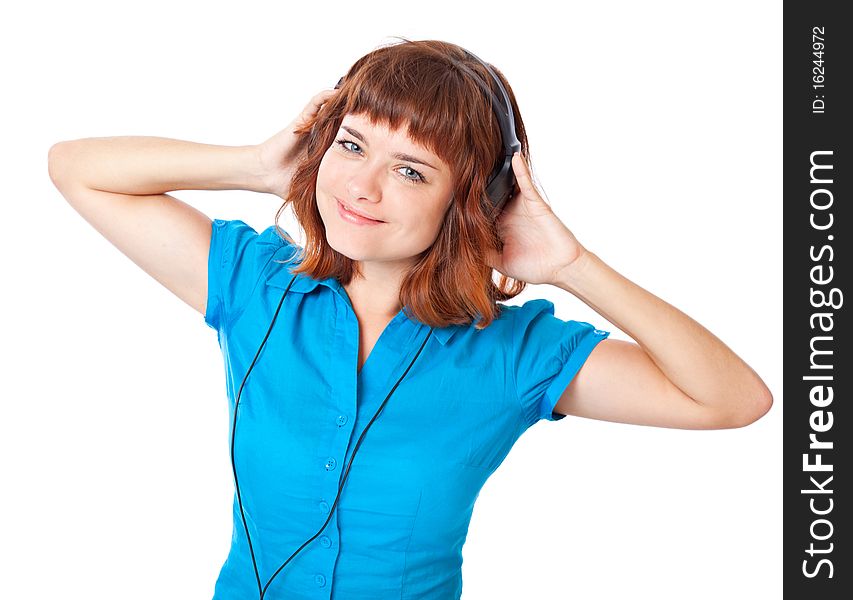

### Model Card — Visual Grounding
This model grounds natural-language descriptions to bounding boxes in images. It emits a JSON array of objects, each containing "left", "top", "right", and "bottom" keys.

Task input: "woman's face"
[{"left": 316, "top": 112, "right": 454, "bottom": 269}]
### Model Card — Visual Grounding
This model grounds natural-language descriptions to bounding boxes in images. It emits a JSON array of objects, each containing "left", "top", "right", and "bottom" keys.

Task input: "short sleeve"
[
  {"left": 204, "top": 219, "right": 290, "bottom": 332},
  {"left": 511, "top": 299, "right": 610, "bottom": 427}
]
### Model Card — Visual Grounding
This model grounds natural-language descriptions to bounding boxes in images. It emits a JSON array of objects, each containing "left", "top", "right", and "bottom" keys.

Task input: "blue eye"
[{"left": 334, "top": 139, "right": 427, "bottom": 185}]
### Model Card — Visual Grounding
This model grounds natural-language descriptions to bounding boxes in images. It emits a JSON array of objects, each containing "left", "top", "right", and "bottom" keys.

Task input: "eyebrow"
[{"left": 340, "top": 126, "right": 439, "bottom": 171}]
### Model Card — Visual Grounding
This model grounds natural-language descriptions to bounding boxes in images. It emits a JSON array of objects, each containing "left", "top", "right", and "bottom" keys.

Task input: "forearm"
[
  {"left": 48, "top": 136, "right": 268, "bottom": 195},
  {"left": 553, "top": 250, "right": 772, "bottom": 410}
]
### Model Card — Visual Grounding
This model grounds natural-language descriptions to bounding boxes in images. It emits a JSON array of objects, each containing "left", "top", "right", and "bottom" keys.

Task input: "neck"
[{"left": 343, "top": 262, "right": 406, "bottom": 321}]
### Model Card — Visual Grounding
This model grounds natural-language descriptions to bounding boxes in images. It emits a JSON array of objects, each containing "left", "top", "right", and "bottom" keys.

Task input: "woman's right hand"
[{"left": 257, "top": 88, "right": 339, "bottom": 199}]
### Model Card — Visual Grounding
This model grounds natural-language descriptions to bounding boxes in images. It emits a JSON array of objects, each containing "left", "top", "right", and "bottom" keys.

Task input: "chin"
[{"left": 323, "top": 227, "right": 375, "bottom": 261}]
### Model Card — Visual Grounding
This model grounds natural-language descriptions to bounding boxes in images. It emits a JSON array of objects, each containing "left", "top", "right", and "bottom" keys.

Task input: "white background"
[{"left": 4, "top": 0, "right": 780, "bottom": 598}]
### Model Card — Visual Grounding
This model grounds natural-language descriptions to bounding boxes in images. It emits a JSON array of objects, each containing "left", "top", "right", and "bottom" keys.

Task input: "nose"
[{"left": 345, "top": 160, "right": 383, "bottom": 204}]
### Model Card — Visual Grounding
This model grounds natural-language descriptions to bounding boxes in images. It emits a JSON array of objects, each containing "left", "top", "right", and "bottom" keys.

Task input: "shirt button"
[
  {"left": 319, "top": 535, "right": 332, "bottom": 548},
  {"left": 318, "top": 500, "right": 330, "bottom": 514},
  {"left": 324, "top": 457, "right": 337, "bottom": 471},
  {"left": 314, "top": 574, "right": 326, "bottom": 587},
  {"left": 336, "top": 414, "right": 348, "bottom": 426}
]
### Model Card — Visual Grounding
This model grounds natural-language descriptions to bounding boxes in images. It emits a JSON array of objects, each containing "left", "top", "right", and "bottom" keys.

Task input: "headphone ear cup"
[{"left": 485, "top": 156, "right": 516, "bottom": 215}]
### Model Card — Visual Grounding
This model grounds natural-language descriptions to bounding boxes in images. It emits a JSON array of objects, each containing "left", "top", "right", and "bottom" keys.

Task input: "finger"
[
  {"left": 312, "top": 88, "right": 339, "bottom": 102},
  {"left": 511, "top": 152, "right": 537, "bottom": 197},
  {"left": 305, "top": 89, "right": 339, "bottom": 113}
]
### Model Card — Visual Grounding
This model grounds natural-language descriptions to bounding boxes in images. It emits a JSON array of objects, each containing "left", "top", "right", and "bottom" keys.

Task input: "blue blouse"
[{"left": 204, "top": 219, "right": 610, "bottom": 599}]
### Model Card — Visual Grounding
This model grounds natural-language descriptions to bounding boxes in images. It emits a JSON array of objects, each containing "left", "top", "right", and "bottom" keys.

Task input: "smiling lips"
[{"left": 336, "top": 199, "right": 385, "bottom": 225}]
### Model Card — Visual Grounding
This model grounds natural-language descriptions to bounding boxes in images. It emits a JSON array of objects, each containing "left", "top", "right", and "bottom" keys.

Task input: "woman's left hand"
[{"left": 485, "top": 153, "right": 588, "bottom": 286}]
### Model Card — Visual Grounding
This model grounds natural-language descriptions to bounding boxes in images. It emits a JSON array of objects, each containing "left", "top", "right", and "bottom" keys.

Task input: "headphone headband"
[{"left": 456, "top": 49, "right": 522, "bottom": 216}]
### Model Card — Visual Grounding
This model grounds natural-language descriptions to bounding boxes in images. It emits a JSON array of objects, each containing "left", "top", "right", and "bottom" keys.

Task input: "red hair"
[{"left": 274, "top": 37, "right": 532, "bottom": 330}]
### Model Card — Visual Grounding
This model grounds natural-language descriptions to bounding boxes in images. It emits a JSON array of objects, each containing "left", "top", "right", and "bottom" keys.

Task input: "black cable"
[
  {"left": 229, "top": 273, "right": 433, "bottom": 598},
  {"left": 230, "top": 272, "right": 296, "bottom": 597}
]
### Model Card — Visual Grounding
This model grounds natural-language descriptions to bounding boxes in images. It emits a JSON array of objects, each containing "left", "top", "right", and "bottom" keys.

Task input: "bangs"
[{"left": 334, "top": 46, "right": 504, "bottom": 184}]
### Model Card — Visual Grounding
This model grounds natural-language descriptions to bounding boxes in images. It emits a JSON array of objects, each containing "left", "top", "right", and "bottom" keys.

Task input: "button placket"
[{"left": 311, "top": 294, "right": 355, "bottom": 588}]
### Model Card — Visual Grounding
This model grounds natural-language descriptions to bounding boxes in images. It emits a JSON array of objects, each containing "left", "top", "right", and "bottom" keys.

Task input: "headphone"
[{"left": 230, "top": 48, "right": 520, "bottom": 599}]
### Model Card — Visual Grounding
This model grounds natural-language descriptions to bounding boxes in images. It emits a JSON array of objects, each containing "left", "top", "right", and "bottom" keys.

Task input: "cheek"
[
  {"left": 316, "top": 152, "right": 334, "bottom": 188},
  {"left": 315, "top": 154, "right": 341, "bottom": 213},
  {"left": 410, "top": 201, "right": 450, "bottom": 243}
]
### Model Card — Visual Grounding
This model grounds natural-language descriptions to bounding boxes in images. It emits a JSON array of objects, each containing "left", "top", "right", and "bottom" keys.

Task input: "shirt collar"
[{"left": 265, "top": 264, "right": 461, "bottom": 346}]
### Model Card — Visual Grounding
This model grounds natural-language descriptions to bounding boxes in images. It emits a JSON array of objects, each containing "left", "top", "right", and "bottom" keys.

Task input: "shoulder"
[
  {"left": 444, "top": 299, "right": 561, "bottom": 351},
  {"left": 502, "top": 298, "right": 608, "bottom": 338},
  {"left": 501, "top": 298, "right": 610, "bottom": 426},
  {"left": 205, "top": 219, "right": 304, "bottom": 331},
  {"left": 210, "top": 219, "right": 302, "bottom": 267},
  {"left": 211, "top": 219, "right": 295, "bottom": 245},
  {"left": 499, "top": 298, "right": 556, "bottom": 322},
  {"left": 211, "top": 219, "right": 297, "bottom": 249},
  {"left": 452, "top": 299, "right": 560, "bottom": 341}
]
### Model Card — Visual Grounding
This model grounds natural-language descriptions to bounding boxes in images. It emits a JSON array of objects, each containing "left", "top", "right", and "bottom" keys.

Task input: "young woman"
[{"left": 48, "top": 38, "right": 772, "bottom": 600}]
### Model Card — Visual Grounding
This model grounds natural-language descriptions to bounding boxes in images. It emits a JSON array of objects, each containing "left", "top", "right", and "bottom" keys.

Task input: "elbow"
[
  {"left": 48, "top": 142, "right": 69, "bottom": 187},
  {"left": 48, "top": 140, "right": 84, "bottom": 188},
  {"left": 720, "top": 386, "right": 774, "bottom": 429}
]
